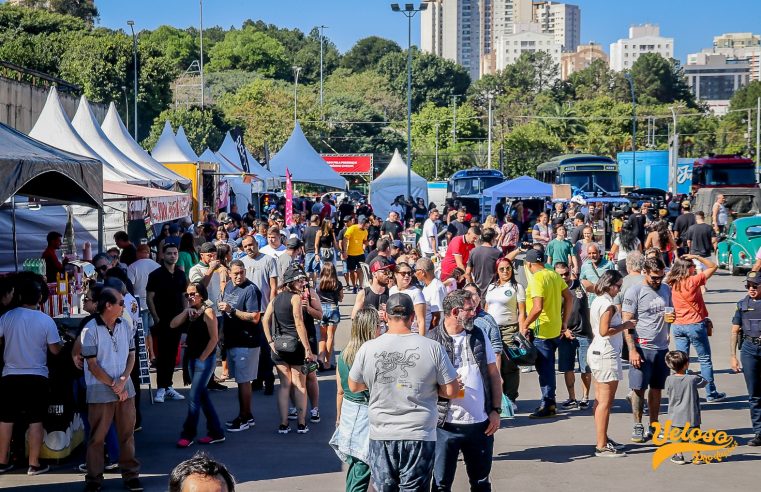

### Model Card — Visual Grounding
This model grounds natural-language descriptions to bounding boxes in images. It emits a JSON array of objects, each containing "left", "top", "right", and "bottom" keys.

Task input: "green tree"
[
  {"left": 501, "top": 122, "right": 564, "bottom": 178},
  {"left": 629, "top": 53, "right": 696, "bottom": 107},
  {"left": 205, "top": 70, "right": 261, "bottom": 102},
  {"left": 0, "top": 2, "right": 87, "bottom": 33},
  {"left": 567, "top": 59, "right": 629, "bottom": 102},
  {"left": 207, "top": 26, "right": 289, "bottom": 78},
  {"left": 292, "top": 28, "right": 341, "bottom": 85},
  {"left": 143, "top": 106, "right": 231, "bottom": 155},
  {"left": 341, "top": 36, "right": 401, "bottom": 73},
  {"left": 539, "top": 102, "right": 586, "bottom": 147},
  {"left": 48, "top": 0, "right": 97, "bottom": 24},
  {"left": 58, "top": 30, "right": 132, "bottom": 102},
  {"left": 377, "top": 48, "right": 471, "bottom": 112},
  {"left": 139, "top": 25, "right": 198, "bottom": 73},
  {"left": 324, "top": 68, "right": 404, "bottom": 120}
]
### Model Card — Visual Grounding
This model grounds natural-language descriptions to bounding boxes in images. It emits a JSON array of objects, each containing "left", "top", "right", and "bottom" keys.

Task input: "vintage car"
[{"left": 717, "top": 216, "right": 761, "bottom": 275}]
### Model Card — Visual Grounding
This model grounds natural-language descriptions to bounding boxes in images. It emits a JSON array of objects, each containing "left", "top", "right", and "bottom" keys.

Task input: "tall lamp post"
[
  {"left": 319, "top": 25, "right": 328, "bottom": 120},
  {"left": 486, "top": 91, "right": 495, "bottom": 168},
  {"left": 199, "top": 0, "right": 204, "bottom": 108},
  {"left": 391, "top": 2, "right": 427, "bottom": 198},
  {"left": 624, "top": 73, "right": 636, "bottom": 186},
  {"left": 292, "top": 66, "right": 302, "bottom": 125},
  {"left": 121, "top": 85, "right": 129, "bottom": 130},
  {"left": 127, "top": 20, "right": 138, "bottom": 141}
]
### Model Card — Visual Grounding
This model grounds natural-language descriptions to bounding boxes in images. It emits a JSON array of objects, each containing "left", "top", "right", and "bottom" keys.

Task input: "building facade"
[
  {"left": 688, "top": 32, "right": 761, "bottom": 82},
  {"left": 685, "top": 53, "right": 750, "bottom": 115},
  {"left": 609, "top": 24, "right": 674, "bottom": 71},
  {"left": 495, "top": 23, "right": 561, "bottom": 76},
  {"left": 560, "top": 43, "right": 608, "bottom": 79},
  {"left": 421, "top": 0, "right": 482, "bottom": 81},
  {"left": 532, "top": 1, "right": 581, "bottom": 52}
]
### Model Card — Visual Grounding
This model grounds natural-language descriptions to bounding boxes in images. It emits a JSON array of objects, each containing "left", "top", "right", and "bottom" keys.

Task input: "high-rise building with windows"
[
  {"left": 687, "top": 32, "right": 761, "bottom": 82},
  {"left": 609, "top": 24, "right": 674, "bottom": 71},
  {"left": 685, "top": 53, "right": 750, "bottom": 115},
  {"left": 421, "top": 0, "right": 482, "bottom": 81},
  {"left": 532, "top": 1, "right": 581, "bottom": 52}
]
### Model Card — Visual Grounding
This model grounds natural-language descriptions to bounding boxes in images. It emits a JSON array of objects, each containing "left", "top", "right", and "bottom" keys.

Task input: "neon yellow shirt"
[
  {"left": 344, "top": 224, "right": 368, "bottom": 256},
  {"left": 526, "top": 268, "right": 568, "bottom": 339}
]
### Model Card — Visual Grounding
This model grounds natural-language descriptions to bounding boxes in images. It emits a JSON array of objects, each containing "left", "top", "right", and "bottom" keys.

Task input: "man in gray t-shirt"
[
  {"left": 349, "top": 293, "right": 457, "bottom": 491},
  {"left": 622, "top": 256, "right": 673, "bottom": 443},
  {"left": 240, "top": 236, "right": 278, "bottom": 307}
]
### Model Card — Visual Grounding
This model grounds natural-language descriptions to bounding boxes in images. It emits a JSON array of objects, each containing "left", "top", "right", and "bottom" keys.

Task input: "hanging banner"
[
  {"left": 217, "top": 180, "right": 230, "bottom": 210},
  {"left": 230, "top": 127, "right": 250, "bottom": 173},
  {"left": 285, "top": 168, "right": 293, "bottom": 226},
  {"left": 321, "top": 154, "right": 373, "bottom": 175}
]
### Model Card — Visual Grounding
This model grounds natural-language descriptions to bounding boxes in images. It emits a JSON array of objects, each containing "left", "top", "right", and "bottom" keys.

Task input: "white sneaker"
[
  {"left": 165, "top": 387, "right": 185, "bottom": 400},
  {"left": 154, "top": 388, "right": 166, "bottom": 403}
]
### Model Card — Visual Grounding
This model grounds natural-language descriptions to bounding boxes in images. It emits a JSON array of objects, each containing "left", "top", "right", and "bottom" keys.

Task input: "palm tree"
[{"left": 540, "top": 102, "right": 586, "bottom": 147}]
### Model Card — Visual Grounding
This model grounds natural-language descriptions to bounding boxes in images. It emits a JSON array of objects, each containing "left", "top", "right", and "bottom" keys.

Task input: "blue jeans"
[
  {"left": 741, "top": 341, "right": 761, "bottom": 434},
  {"left": 369, "top": 439, "right": 435, "bottom": 492},
  {"left": 181, "top": 355, "right": 223, "bottom": 440},
  {"left": 432, "top": 420, "right": 493, "bottom": 491},
  {"left": 534, "top": 336, "right": 560, "bottom": 407},
  {"left": 672, "top": 321, "right": 719, "bottom": 396}
]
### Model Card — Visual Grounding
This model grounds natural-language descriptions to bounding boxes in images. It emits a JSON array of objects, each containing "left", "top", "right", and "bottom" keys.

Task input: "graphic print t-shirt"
[{"left": 349, "top": 333, "right": 457, "bottom": 441}]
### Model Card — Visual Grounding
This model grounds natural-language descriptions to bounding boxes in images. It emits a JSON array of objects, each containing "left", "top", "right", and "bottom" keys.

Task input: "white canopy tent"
[
  {"left": 100, "top": 102, "right": 190, "bottom": 189},
  {"left": 72, "top": 96, "right": 168, "bottom": 187},
  {"left": 369, "top": 149, "right": 428, "bottom": 220},
  {"left": 151, "top": 121, "right": 198, "bottom": 164},
  {"left": 29, "top": 87, "right": 131, "bottom": 182},
  {"left": 270, "top": 122, "right": 347, "bottom": 190},
  {"left": 175, "top": 125, "right": 200, "bottom": 161},
  {"left": 216, "top": 132, "right": 280, "bottom": 190}
]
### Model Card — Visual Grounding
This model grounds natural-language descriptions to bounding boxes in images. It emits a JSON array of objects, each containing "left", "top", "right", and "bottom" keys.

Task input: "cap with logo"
[
  {"left": 370, "top": 258, "right": 394, "bottom": 273},
  {"left": 747, "top": 271, "right": 761, "bottom": 285},
  {"left": 282, "top": 264, "right": 307, "bottom": 284},
  {"left": 524, "top": 248, "right": 545, "bottom": 264}
]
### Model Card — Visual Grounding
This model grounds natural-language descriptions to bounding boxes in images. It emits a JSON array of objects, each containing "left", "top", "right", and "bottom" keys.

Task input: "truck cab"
[{"left": 691, "top": 154, "right": 757, "bottom": 194}]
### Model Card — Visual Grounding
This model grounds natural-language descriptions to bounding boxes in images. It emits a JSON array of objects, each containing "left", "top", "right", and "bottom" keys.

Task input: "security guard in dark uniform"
[{"left": 730, "top": 270, "right": 761, "bottom": 446}]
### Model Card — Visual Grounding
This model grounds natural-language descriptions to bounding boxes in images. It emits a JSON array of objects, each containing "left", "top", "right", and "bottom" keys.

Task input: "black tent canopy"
[{"left": 0, "top": 122, "right": 103, "bottom": 207}]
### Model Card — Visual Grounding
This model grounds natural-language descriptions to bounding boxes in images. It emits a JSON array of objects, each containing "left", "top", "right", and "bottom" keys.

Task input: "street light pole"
[
  {"left": 200, "top": 0, "right": 204, "bottom": 108},
  {"left": 392, "top": 2, "right": 427, "bottom": 199},
  {"left": 487, "top": 92, "right": 494, "bottom": 168},
  {"left": 624, "top": 73, "right": 636, "bottom": 186},
  {"left": 121, "top": 85, "right": 128, "bottom": 130},
  {"left": 669, "top": 106, "right": 679, "bottom": 193},
  {"left": 127, "top": 20, "right": 138, "bottom": 141},
  {"left": 293, "top": 66, "right": 302, "bottom": 125},
  {"left": 319, "top": 25, "right": 327, "bottom": 120},
  {"left": 451, "top": 94, "right": 460, "bottom": 145},
  {"left": 434, "top": 122, "right": 440, "bottom": 179}
]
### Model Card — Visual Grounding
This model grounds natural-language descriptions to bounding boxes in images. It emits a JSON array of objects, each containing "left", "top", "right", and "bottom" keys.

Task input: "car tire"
[{"left": 729, "top": 253, "right": 742, "bottom": 276}]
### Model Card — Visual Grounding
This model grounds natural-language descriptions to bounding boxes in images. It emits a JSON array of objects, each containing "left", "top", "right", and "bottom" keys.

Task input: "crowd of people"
[{"left": 1, "top": 190, "right": 760, "bottom": 492}]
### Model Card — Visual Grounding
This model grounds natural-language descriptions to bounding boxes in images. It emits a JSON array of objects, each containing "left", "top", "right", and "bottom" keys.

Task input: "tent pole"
[
  {"left": 11, "top": 196, "right": 18, "bottom": 272},
  {"left": 98, "top": 207, "right": 105, "bottom": 254}
]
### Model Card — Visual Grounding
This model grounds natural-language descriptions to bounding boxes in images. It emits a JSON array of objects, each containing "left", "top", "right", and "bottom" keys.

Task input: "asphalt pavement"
[{"left": 2, "top": 267, "right": 761, "bottom": 491}]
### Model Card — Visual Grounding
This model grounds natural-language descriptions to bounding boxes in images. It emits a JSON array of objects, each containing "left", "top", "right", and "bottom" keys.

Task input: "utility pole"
[
  {"left": 669, "top": 107, "right": 679, "bottom": 193},
  {"left": 451, "top": 94, "right": 460, "bottom": 145},
  {"left": 434, "top": 122, "right": 440, "bottom": 179},
  {"left": 199, "top": 0, "right": 204, "bottom": 108},
  {"left": 292, "top": 66, "right": 302, "bottom": 125},
  {"left": 624, "top": 73, "right": 637, "bottom": 184},
  {"left": 487, "top": 92, "right": 494, "bottom": 168},
  {"left": 748, "top": 108, "right": 753, "bottom": 155},
  {"left": 756, "top": 97, "right": 760, "bottom": 176},
  {"left": 319, "top": 25, "right": 327, "bottom": 120},
  {"left": 127, "top": 20, "right": 138, "bottom": 140}
]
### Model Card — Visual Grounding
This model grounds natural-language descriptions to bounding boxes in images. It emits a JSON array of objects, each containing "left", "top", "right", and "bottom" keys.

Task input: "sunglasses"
[
  {"left": 498, "top": 267, "right": 512, "bottom": 272},
  {"left": 649, "top": 275, "right": 665, "bottom": 281},
  {"left": 184, "top": 292, "right": 199, "bottom": 298},
  {"left": 396, "top": 271, "right": 413, "bottom": 276},
  {"left": 97, "top": 265, "right": 109, "bottom": 271},
  {"left": 748, "top": 284, "right": 759, "bottom": 289}
]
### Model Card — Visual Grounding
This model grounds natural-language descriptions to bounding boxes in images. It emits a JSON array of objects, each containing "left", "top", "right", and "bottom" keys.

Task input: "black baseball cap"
[
  {"left": 285, "top": 237, "right": 303, "bottom": 249},
  {"left": 525, "top": 249, "right": 545, "bottom": 264},
  {"left": 386, "top": 293, "right": 414, "bottom": 317}
]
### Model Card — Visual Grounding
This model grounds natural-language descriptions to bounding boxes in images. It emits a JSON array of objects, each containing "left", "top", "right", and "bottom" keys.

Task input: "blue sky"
[{"left": 94, "top": 0, "right": 760, "bottom": 63}]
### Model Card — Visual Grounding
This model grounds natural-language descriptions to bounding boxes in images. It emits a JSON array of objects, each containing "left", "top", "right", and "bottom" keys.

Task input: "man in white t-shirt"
[
  {"left": 427, "top": 290, "right": 502, "bottom": 491},
  {"left": 260, "top": 226, "right": 287, "bottom": 258},
  {"left": 419, "top": 209, "right": 440, "bottom": 259},
  {"left": 415, "top": 257, "right": 446, "bottom": 332},
  {"left": 389, "top": 262, "right": 429, "bottom": 335}
]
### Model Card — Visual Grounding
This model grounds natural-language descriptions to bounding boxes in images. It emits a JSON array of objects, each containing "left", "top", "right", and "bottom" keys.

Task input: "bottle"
[{"left": 62, "top": 297, "right": 70, "bottom": 318}]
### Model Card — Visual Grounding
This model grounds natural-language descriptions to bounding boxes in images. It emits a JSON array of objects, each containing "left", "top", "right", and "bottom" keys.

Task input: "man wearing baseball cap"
[
  {"left": 277, "top": 237, "right": 303, "bottom": 284},
  {"left": 348, "top": 293, "right": 458, "bottom": 491},
  {"left": 521, "top": 248, "right": 573, "bottom": 418},
  {"left": 351, "top": 259, "right": 393, "bottom": 320},
  {"left": 342, "top": 215, "right": 370, "bottom": 293}
]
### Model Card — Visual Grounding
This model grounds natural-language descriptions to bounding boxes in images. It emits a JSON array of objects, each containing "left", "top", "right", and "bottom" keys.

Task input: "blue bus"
[
  {"left": 447, "top": 168, "right": 505, "bottom": 216},
  {"left": 536, "top": 154, "right": 620, "bottom": 197}
]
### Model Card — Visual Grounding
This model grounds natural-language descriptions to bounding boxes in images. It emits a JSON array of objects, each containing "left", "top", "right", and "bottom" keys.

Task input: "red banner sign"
[{"left": 321, "top": 154, "right": 373, "bottom": 175}]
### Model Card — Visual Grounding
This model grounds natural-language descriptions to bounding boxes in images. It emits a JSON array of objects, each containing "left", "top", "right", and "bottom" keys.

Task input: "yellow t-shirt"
[
  {"left": 344, "top": 224, "right": 368, "bottom": 256},
  {"left": 525, "top": 268, "right": 568, "bottom": 339}
]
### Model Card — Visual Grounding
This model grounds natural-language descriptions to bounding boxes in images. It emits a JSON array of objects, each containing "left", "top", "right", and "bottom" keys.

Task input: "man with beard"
[{"left": 351, "top": 259, "right": 393, "bottom": 320}]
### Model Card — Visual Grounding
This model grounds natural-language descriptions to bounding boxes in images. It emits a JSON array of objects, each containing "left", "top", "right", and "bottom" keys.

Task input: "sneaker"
[
  {"left": 154, "top": 388, "right": 166, "bottom": 403},
  {"left": 207, "top": 380, "right": 228, "bottom": 391},
  {"left": 578, "top": 398, "right": 590, "bottom": 410},
  {"left": 520, "top": 366, "right": 533, "bottom": 373},
  {"left": 595, "top": 443, "right": 627, "bottom": 458},
  {"left": 134, "top": 425, "right": 142, "bottom": 432},
  {"left": 227, "top": 417, "right": 250, "bottom": 432},
  {"left": 176, "top": 438, "right": 193, "bottom": 448},
  {"left": 528, "top": 405, "right": 557, "bottom": 419},
  {"left": 631, "top": 423, "right": 646, "bottom": 443},
  {"left": 706, "top": 392, "right": 726, "bottom": 403},
  {"left": 165, "top": 387, "right": 185, "bottom": 400},
  {"left": 352, "top": 286, "right": 358, "bottom": 294},
  {"left": 0, "top": 462, "right": 13, "bottom": 474},
  {"left": 246, "top": 416, "right": 256, "bottom": 427},
  {"left": 27, "top": 464, "right": 50, "bottom": 475},
  {"left": 124, "top": 478, "right": 144, "bottom": 491},
  {"left": 671, "top": 453, "right": 689, "bottom": 465},
  {"left": 647, "top": 423, "right": 662, "bottom": 441},
  {"left": 560, "top": 398, "right": 579, "bottom": 410},
  {"left": 198, "top": 435, "right": 226, "bottom": 445},
  {"left": 278, "top": 424, "right": 291, "bottom": 434},
  {"left": 105, "top": 461, "right": 119, "bottom": 471},
  {"left": 288, "top": 407, "right": 298, "bottom": 420},
  {"left": 310, "top": 408, "right": 321, "bottom": 423},
  {"left": 607, "top": 438, "right": 625, "bottom": 451},
  {"left": 748, "top": 434, "right": 761, "bottom": 446},
  {"left": 297, "top": 423, "right": 310, "bottom": 434}
]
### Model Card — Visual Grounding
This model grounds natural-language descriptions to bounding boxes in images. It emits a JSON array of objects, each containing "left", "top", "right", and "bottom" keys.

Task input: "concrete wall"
[{"left": 0, "top": 76, "right": 107, "bottom": 134}]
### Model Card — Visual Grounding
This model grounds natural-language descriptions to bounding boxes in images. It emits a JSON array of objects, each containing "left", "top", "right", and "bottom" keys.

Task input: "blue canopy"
[{"left": 483, "top": 175, "right": 553, "bottom": 215}]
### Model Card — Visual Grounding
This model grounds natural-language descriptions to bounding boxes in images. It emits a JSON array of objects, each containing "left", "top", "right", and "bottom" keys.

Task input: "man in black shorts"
[{"left": 0, "top": 279, "right": 62, "bottom": 475}]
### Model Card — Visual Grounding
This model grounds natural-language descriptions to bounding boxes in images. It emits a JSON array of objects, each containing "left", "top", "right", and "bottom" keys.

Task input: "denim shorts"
[
  {"left": 321, "top": 303, "right": 340, "bottom": 325},
  {"left": 628, "top": 347, "right": 669, "bottom": 390},
  {"left": 227, "top": 347, "right": 260, "bottom": 383},
  {"left": 369, "top": 439, "right": 435, "bottom": 491},
  {"left": 305, "top": 252, "right": 321, "bottom": 273},
  {"left": 558, "top": 335, "right": 591, "bottom": 373}
]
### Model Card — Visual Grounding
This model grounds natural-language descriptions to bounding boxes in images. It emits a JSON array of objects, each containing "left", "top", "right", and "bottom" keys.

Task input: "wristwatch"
[{"left": 492, "top": 407, "right": 502, "bottom": 414}]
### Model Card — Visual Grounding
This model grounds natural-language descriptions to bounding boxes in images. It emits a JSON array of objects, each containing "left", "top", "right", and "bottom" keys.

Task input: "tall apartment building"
[
  {"left": 495, "top": 23, "right": 561, "bottom": 77},
  {"left": 609, "top": 24, "right": 674, "bottom": 71},
  {"left": 560, "top": 43, "right": 608, "bottom": 79},
  {"left": 685, "top": 53, "right": 750, "bottom": 115},
  {"left": 532, "top": 1, "right": 581, "bottom": 52},
  {"left": 421, "top": 0, "right": 482, "bottom": 81},
  {"left": 687, "top": 32, "right": 761, "bottom": 81}
]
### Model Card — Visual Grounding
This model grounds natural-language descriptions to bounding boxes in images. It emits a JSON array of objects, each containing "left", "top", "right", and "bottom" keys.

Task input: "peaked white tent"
[
  {"left": 175, "top": 126, "right": 200, "bottom": 161},
  {"left": 216, "top": 132, "right": 280, "bottom": 190},
  {"left": 72, "top": 96, "right": 167, "bottom": 186},
  {"left": 270, "top": 122, "right": 347, "bottom": 190},
  {"left": 29, "top": 87, "right": 131, "bottom": 182},
  {"left": 199, "top": 148, "right": 256, "bottom": 211},
  {"left": 151, "top": 121, "right": 198, "bottom": 164},
  {"left": 101, "top": 102, "right": 190, "bottom": 189},
  {"left": 369, "top": 149, "right": 428, "bottom": 220}
]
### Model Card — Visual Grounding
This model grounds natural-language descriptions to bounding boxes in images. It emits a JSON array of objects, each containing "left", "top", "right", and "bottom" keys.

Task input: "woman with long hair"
[
  {"left": 575, "top": 226, "right": 598, "bottom": 264},
  {"left": 330, "top": 308, "right": 379, "bottom": 492},
  {"left": 316, "top": 219, "right": 338, "bottom": 267},
  {"left": 588, "top": 270, "right": 635, "bottom": 457},
  {"left": 171, "top": 282, "right": 224, "bottom": 447},
  {"left": 262, "top": 265, "right": 318, "bottom": 434},
  {"left": 177, "top": 232, "right": 198, "bottom": 280},
  {"left": 317, "top": 262, "right": 344, "bottom": 371},
  {"left": 497, "top": 212, "right": 520, "bottom": 254},
  {"left": 482, "top": 215, "right": 499, "bottom": 235},
  {"left": 665, "top": 255, "right": 724, "bottom": 401},
  {"left": 484, "top": 257, "right": 526, "bottom": 404},
  {"left": 609, "top": 222, "right": 642, "bottom": 274},
  {"left": 532, "top": 212, "right": 552, "bottom": 246},
  {"left": 645, "top": 220, "right": 677, "bottom": 267}
]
